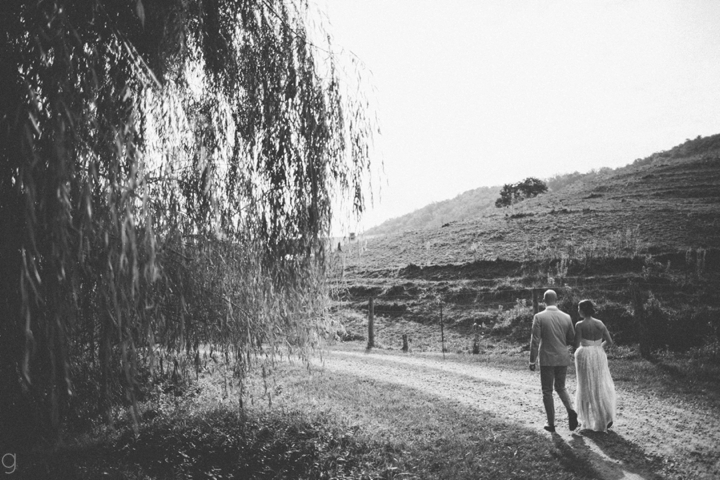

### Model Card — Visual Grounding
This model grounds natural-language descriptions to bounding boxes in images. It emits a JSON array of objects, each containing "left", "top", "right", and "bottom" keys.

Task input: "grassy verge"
[
  {"left": 605, "top": 344, "right": 720, "bottom": 404},
  {"left": 22, "top": 361, "right": 397, "bottom": 480}
]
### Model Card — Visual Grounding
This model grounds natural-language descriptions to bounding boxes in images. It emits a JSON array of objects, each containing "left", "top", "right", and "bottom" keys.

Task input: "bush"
[
  {"left": 491, "top": 299, "right": 534, "bottom": 343},
  {"left": 555, "top": 287, "right": 581, "bottom": 323},
  {"left": 642, "top": 296, "right": 718, "bottom": 352},
  {"left": 594, "top": 304, "right": 638, "bottom": 345},
  {"left": 688, "top": 340, "right": 720, "bottom": 364}
]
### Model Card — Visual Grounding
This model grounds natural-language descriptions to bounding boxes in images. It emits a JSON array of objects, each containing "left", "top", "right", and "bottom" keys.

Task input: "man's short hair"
[{"left": 543, "top": 289, "right": 557, "bottom": 304}]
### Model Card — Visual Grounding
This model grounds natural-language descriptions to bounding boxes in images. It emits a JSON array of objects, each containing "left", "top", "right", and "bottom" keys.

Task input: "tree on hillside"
[
  {"left": 0, "top": 0, "right": 376, "bottom": 446},
  {"left": 495, "top": 177, "right": 548, "bottom": 209}
]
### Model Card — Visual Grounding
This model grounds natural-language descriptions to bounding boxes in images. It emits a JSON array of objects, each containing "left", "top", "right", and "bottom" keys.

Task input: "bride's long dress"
[{"left": 575, "top": 339, "right": 616, "bottom": 432}]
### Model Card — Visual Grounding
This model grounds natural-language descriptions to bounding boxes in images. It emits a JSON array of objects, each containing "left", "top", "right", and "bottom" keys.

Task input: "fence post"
[
  {"left": 532, "top": 288, "right": 540, "bottom": 314},
  {"left": 630, "top": 282, "right": 651, "bottom": 359},
  {"left": 367, "top": 297, "right": 375, "bottom": 349},
  {"left": 472, "top": 322, "right": 480, "bottom": 354},
  {"left": 402, "top": 334, "right": 409, "bottom": 352},
  {"left": 440, "top": 301, "right": 445, "bottom": 359}
]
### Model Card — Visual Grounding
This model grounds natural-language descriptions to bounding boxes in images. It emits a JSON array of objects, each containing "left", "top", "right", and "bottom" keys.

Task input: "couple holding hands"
[{"left": 529, "top": 289, "right": 616, "bottom": 433}]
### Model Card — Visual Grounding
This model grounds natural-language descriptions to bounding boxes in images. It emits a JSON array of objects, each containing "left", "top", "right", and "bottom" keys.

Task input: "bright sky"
[{"left": 322, "top": 0, "right": 720, "bottom": 233}]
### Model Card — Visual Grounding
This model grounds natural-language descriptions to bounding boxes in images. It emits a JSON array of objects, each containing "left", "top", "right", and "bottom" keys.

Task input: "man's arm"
[
  {"left": 566, "top": 315, "right": 576, "bottom": 348},
  {"left": 529, "top": 315, "right": 541, "bottom": 369}
]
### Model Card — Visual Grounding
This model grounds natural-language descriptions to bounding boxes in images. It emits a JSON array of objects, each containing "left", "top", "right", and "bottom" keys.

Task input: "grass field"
[{"left": 20, "top": 336, "right": 720, "bottom": 479}]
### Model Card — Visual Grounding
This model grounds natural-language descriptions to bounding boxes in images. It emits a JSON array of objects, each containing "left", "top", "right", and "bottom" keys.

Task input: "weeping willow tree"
[{"left": 0, "top": 0, "right": 375, "bottom": 447}]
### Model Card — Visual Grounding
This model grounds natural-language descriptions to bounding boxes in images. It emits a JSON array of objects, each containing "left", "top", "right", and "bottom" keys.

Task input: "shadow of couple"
[{"left": 551, "top": 429, "right": 664, "bottom": 480}]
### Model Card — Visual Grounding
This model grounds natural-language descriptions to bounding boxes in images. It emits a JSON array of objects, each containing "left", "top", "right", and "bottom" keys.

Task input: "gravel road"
[{"left": 315, "top": 349, "right": 720, "bottom": 480}]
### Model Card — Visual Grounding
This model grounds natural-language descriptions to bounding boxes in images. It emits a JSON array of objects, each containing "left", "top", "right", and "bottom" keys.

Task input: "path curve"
[{"left": 313, "top": 349, "right": 720, "bottom": 480}]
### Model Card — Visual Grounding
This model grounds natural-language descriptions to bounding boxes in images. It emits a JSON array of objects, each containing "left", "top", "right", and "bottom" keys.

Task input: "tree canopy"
[
  {"left": 494, "top": 177, "right": 548, "bottom": 209},
  {"left": 0, "top": 0, "right": 376, "bottom": 446}
]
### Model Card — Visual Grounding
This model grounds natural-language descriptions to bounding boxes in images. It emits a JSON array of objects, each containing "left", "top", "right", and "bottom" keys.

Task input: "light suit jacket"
[{"left": 529, "top": 305, "right": 575, "bottom": 367}]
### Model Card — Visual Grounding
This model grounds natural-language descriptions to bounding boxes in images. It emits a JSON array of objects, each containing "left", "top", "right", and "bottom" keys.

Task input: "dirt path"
[{"left": 314, "top": 349, "right": 720, "bottom": 480}]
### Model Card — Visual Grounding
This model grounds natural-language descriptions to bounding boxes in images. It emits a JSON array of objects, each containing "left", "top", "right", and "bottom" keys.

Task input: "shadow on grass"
[
  {"left": 274, "top": 364, "right": 597, "bottom": 479},
  {"left": 21, "top": 408, "right": 380, "bottom": 480},
  {"left": 568, "top": 430, "right": 665, "bottom": 480}
]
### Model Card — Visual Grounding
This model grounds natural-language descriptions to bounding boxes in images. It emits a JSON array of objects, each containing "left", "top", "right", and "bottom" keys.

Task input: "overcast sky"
[{"left": 322, "top": 0, "right": 720, "bottom": 234}]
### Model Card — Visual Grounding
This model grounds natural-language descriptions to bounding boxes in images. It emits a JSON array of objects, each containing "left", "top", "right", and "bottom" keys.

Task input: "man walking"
[{"left": 529, "top": 289, "right": 578, "bottom": 432}]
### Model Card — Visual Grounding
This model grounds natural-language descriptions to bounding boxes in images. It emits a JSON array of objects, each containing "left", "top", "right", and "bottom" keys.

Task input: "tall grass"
[{"left": 524, "top": 226, "right": 642, "bottom": 264}]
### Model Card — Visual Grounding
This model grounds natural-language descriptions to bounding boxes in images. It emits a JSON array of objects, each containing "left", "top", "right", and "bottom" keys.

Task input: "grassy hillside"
[
  {"left": 343, "top": 135, "right": 720, "bottom": 269},
  {"left": 365, "top": 133, "right": 720, "bottom": 237},
  {"left": 330, "top": 134, "right": 720, "bottom": 355}
]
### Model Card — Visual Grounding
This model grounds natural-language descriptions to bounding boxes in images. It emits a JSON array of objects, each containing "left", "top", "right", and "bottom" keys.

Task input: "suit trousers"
[{"left": 540, "top": 366, "right": 573, "bottom": 426}]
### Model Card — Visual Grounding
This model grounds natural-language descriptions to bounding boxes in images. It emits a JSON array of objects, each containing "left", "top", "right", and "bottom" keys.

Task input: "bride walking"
[{"left": 574, "top": 299, "right": 616, "bottom": 432}]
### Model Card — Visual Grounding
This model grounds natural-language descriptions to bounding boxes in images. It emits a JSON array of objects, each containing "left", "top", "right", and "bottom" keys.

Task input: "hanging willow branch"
[{"left": 0, "top": 0, "right": 376, "bottom": 446}]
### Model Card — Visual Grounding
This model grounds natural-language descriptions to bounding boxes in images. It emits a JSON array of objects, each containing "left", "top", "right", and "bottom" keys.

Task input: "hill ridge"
[{"left": 366, "top": 133, "right": 720, "bottom": 236}]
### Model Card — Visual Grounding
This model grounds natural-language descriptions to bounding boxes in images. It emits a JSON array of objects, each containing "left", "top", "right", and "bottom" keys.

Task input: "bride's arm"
[
  {"left": 601, "top": 323, "right": 613, "bottom": 348},
  {"left": 573, "top": 321, "right": 583, "bottom": 350}
]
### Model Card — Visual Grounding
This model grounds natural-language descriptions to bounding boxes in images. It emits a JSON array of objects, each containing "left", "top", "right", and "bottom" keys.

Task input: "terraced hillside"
[{"left": 329, "top": 137, "right": 720, "bottom": 353}]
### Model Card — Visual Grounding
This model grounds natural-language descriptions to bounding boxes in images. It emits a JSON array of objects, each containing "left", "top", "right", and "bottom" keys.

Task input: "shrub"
[
  {"left": 491, "top": 299, "right": 534, "bottom": 343},
  {"left": 688, "top": 340, "right": 720, "bottom": 363},
  {"left": 642, "top": 297, "right": 718, "bottom": 352},
  {"left": 555, "top": 286, "right": 581, "bottom": 323},
  {"left": 594, "top": 304, "right": 638, "bottom": 345},
  {"left": 495, "top": 177, "right": 548, "bottom": 209}
]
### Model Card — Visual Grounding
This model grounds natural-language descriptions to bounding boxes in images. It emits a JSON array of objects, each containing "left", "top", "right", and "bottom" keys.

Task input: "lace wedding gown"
[{"left": 574, "top": 339, "right": 616, "bottom": 432}]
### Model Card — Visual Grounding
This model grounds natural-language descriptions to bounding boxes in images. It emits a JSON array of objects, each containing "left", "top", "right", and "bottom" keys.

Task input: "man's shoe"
[
  {"left": 569, "top": 410, "right": 578, "bottom": 431},
  {"left": 543, "top": 425, "right": 556, "bottom": 433},
  {"left": 607, "top": 421, "right": 613, "bottom": 429}
]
